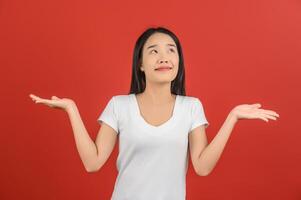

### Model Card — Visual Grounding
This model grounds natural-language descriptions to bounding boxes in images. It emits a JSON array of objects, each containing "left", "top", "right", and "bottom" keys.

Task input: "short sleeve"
[
  {"left": 97, "top": 96, "right": 119, "bottom": 134},
  {"left": 189, "top": 98, "right": 209, "bottom": 133}
]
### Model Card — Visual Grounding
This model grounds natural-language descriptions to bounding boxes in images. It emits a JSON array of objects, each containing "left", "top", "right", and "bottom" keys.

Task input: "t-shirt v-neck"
[{"left": 131, "top": 93, "right": 179, "bottom": 131}]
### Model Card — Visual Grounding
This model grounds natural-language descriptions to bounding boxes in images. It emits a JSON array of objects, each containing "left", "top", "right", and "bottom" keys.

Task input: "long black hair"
[{"left": 128, "top": 27, "right": 186, "bottom": 96}]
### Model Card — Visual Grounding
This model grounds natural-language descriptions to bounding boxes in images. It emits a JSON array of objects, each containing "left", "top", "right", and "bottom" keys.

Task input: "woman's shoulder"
[
  {"left": 179, "top": 95, "right": 199, "bottom": 103},
  {"left": 111, "top": 93, "right": 133, "bottom": 104},
  {"left": 180, "top": 95, "right": 207, "bottom": 110}
]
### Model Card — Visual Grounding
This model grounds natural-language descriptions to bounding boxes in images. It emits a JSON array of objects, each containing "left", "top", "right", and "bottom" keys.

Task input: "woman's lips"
[
  {"left": 156, "top": 68, "right": 171, "bottom": 71},
  {"left": 155, "top": 66, "right": 172, "bottom": 71}
]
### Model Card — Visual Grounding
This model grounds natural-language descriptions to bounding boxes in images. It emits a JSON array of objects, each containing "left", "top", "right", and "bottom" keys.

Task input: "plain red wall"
[{"left": 1, "top": 0, "right": 300, "bottom": 199}]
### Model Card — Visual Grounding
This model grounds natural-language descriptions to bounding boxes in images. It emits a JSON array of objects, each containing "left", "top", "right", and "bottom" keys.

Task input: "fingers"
[
  {"left": 257, "top": 112, "right": 278, "bottom": 122},
  {"left": 261, "top": 113, "right": 277, "bottom": 121},
  {"left": 30, "top": 94, "right": 59, "bottom": 100},
  {"left": 34, "top": 98, "right": 45, "bottom": 104},
  {"left": 258, "top": 116, "right": 269, "bottom": 122},
  {"left": 251, "top": 103, "right": 280, "bottom": 120},
  {"left": 29, "top": 94, "right": 56, "bottom": 105},
  {"left": 258, "top": 109, "right": 280, "bottom": 118},
  {"left": 29, "top": 94, "right": 42, "bottom": 103},
  {"left": 29, "top": 94, "right": 39, "bottom": 100}
]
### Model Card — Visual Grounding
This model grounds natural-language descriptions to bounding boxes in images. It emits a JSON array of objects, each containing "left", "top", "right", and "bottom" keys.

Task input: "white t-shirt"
[{"left": 97, "top": 93, "right": 209, "bottom": 200}]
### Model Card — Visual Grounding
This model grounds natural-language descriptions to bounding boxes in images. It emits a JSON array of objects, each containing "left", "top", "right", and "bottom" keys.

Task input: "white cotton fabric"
[{"left": 97, "top": 93, "right": 209, "bottom": 200}]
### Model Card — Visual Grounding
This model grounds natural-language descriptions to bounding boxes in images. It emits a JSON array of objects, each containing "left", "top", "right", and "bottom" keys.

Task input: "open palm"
[
  {"left": 29, "top": 94, "right": 75, "bottom": 111},
  {"left": 232, "top": 103, "right": 280, "bottom": 122}
]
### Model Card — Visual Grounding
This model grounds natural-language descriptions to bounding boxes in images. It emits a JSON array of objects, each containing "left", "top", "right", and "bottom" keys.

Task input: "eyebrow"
[{"left": 146, "top": 44, "right": 176, "bottom": 49}]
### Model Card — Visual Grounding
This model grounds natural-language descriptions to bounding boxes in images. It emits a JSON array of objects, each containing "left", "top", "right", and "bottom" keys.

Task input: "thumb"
[
  {"left": 253, "top": 103, "right": 261, "bottom": 108},
  {"left": 51, "top": 96, "right": 59, "bottom": 100}
]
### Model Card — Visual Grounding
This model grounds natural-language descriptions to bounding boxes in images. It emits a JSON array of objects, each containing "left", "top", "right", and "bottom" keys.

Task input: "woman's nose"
[
  {"left": 158, "top": 52, "right": 169, "bottom": 62},
  {"left": 159, "top": 60, "right": 168, "bottom": 64}
]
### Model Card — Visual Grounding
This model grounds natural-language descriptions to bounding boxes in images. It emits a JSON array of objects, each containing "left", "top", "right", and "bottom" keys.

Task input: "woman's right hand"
[{"left": 29, "top": 94, "right": 75, "bottom": 112}]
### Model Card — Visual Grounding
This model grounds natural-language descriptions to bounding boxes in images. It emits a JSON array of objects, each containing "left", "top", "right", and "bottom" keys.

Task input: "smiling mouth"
[
  {"left": 155, "top": 66, "right": 172, "bottom": 71},
  {"left": 155, "top": 68, "right": 172, "bottom": 71}
]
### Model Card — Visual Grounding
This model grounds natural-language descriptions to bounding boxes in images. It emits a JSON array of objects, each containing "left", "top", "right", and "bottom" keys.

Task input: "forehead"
[{"left": 144, "top": 32, "right": 176, "bottom": 47}]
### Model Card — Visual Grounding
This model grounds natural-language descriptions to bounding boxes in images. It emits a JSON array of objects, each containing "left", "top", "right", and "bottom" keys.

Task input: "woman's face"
[{"left": 140, "top": 32, "right": 179, "bottom": 84}]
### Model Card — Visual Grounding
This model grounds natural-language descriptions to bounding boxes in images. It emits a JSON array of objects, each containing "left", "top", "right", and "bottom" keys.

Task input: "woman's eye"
[
  {"left": 170, "top": 48, "right": 175, "bottom": 52},
  {"left": 150, "top": 49, "right": 157, "bottom": 54}
]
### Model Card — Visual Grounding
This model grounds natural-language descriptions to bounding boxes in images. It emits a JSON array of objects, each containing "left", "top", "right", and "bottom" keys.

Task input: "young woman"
[{"left": 29, "top": 27, "right": 280, "bottom": 200}]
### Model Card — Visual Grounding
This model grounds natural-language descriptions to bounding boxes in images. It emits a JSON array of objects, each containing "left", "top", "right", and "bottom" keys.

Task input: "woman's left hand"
[{"left": 230, "top": 103, "right": 280, "bottom": 122}]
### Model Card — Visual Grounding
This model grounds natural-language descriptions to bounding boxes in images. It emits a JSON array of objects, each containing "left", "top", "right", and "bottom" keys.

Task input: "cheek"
[
  {"left": 143, "top": 55, "right": 157, "bottom": 66},
  {"left": 172, "top": 55, "right": 179, "bottom": 66}
]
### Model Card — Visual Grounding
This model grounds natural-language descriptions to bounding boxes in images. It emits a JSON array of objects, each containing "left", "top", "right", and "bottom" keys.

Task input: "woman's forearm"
[
  {"left": 197, "top": 112, "right": 238, "bottom": 175},
  {"left": 66, "top": 103, "right": 98, "bottom": 172}
]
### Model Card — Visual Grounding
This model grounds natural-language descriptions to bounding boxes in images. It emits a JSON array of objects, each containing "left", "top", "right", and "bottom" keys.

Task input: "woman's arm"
[
  {"left": 66, "top": 103, "right": 99, "bottom": 172},
  {"left": 195, "top": 112, "right": 237, "bottom": 176},
  {"left": 29, "top": 94, "right": 118, "bottom": 172},
  {"left": 196, "top": 103, "right": 279, "bottom": 176}
]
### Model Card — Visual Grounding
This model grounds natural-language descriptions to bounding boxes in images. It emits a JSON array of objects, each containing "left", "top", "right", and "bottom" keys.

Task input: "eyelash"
[{"left": 150, "top": 48, "right": 175, "bottom": 53}]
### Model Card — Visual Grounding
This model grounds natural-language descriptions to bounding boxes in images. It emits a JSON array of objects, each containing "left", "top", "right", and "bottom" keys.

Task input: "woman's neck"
[{"left": 139, "top": 82, "right": 175, "bottom": 105}]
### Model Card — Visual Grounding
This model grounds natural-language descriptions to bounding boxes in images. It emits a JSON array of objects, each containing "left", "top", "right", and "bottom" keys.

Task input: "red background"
[{"left": 1, "top": 0, "right": 300, "bottom": 199}]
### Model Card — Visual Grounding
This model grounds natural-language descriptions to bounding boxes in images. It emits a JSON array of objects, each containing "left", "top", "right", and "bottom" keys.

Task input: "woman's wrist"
[
  {"left": 65, "top": 100, "right": 77, "bottom": 113},
  {"left": 228, "top": 110, "right": 239, "bottom": 124}
]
